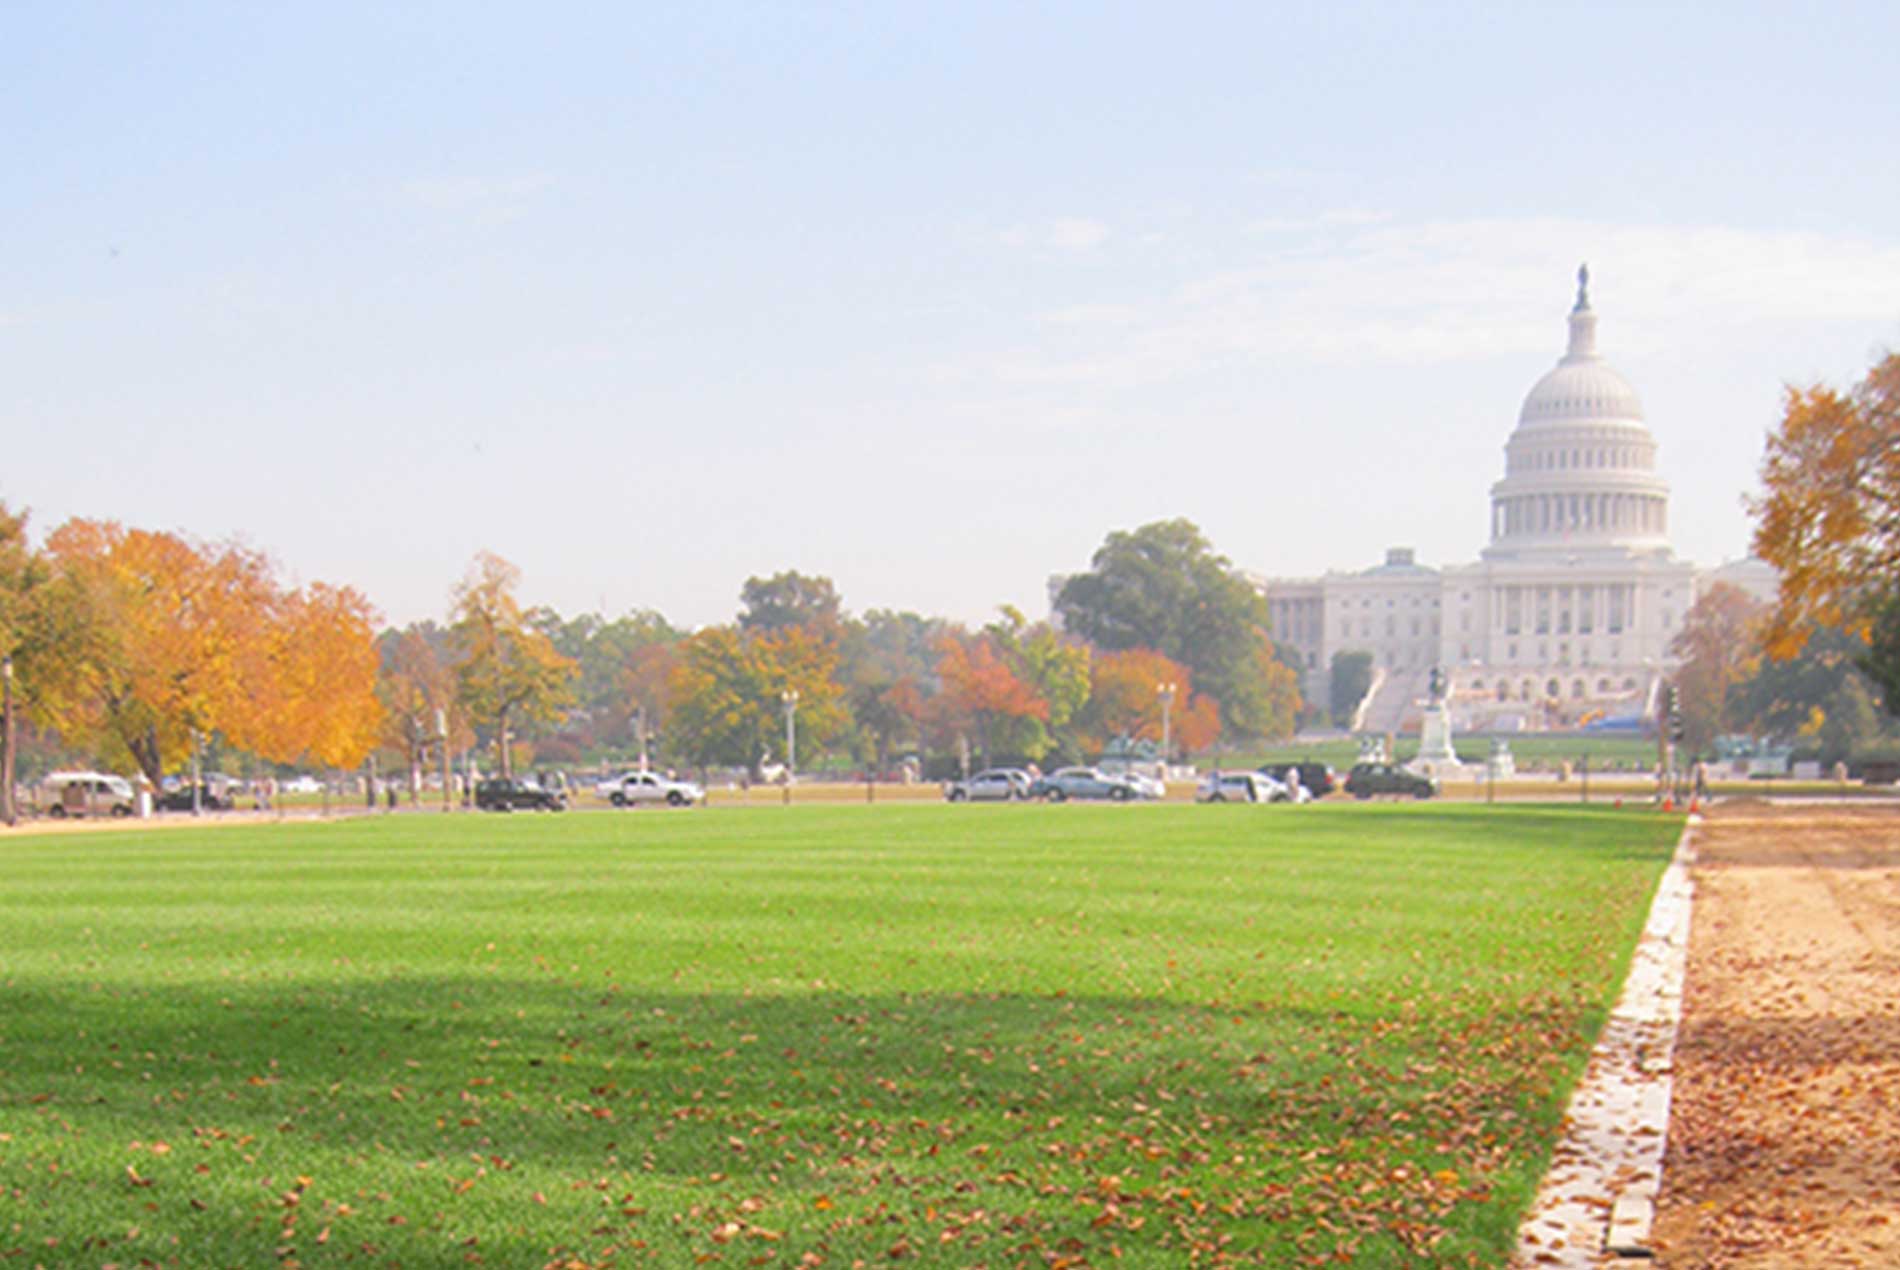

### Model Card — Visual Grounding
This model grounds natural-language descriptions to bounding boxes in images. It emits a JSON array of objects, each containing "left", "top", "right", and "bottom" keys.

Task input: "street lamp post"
[
  {"left": 781, "top": 689, "right": 799, "bottom": 777},
  {"left": 780, "top": 689, "right": 799, "bottom": 806},
  {"left": 2, "top": 654, "right": 15, "bottom": 828},
  {"left": 1156, "top": 681, "right": 1177, "bottom": 766},
  {"left": 436, "top": 708, "right": 452, "bottom": 813}
]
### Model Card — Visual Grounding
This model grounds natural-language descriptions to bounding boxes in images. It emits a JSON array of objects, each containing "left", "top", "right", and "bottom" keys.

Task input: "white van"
[{"left": 43, "top": 771, "right": 137, "bottom": 818}]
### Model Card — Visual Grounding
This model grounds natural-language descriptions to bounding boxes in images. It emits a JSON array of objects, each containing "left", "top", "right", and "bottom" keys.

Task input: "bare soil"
[{"left": 1651, "top": 802, "right": 1900, "bottom": 1267}]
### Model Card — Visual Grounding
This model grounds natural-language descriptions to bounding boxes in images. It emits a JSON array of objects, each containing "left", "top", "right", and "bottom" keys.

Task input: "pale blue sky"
[{"left": 7, "top": 3, "right": 1900, "bottom": 629}]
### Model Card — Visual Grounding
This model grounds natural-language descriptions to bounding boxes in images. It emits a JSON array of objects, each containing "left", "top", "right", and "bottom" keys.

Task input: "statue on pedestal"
[{"left": 1407, "top": 665, "right": 1471, "bottom": 781}]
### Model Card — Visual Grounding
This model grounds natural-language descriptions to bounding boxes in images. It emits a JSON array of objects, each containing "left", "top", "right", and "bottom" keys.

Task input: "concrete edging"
[{"left": 1513, "top": 813, "right": 1699, "bottom": 1266}]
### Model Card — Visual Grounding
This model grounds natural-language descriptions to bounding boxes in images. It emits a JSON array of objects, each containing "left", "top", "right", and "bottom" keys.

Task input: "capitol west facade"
[{"left": 1258, "top": 270, "right": 1773, "bottom": 731}]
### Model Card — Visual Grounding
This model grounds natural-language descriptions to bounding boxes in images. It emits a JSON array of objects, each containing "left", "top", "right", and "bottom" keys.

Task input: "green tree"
[
  {"left": 1328, "top": 649, "right": 1374, "bottom": 727},
  {"left": 1734, "top": 624, "right": 1897, "bottom": 765},
  {"left": 738, "top": 571, "right": 845, "bottom": 643},
  {"left": 1054, "top": 519, "right": 1295, "bottom": 736},
  {"left": 0, "top": 504, "right": 42, "bottom": 660},
  {"left": 449, "top": 553, "right": 576, "bottom": 778},
  {"left": 0, "top": 503, "right": 48, "bottom": 818},
  {"left": 985, "top": 606, "right": 1092, "bottom": 760},
  {"left": 837, "top": 609, "right": 948, "bottom": 770},
  {"left": 667, "top": 625, "right": 846, "bottom": 776},
  {"left": 532, "top": 608, "right": 681, "bottom": 760}
]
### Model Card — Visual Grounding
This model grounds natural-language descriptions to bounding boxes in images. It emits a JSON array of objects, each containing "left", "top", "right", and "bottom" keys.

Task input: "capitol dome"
[
  {"left": 1517, "top": 359, "right": 1644, "bottom": 425},
  {"left": 1482, "top": 267, "right": 1673, "bottom": 560}
]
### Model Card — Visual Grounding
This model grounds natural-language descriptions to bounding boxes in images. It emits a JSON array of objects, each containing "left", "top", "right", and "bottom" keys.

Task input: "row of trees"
[
  {"left": 382, "top": 520, "right": 1304, "bottom": 783},
  {"left": 0, "top": 509, "right": 383, "bottom": 786},
  {"left": 1, "top": 512, "right": 1303, "bottom": 791}
]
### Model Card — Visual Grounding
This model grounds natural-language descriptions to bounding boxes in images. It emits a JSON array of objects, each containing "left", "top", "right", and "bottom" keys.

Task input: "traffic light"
[{"left": 1665, "top": 683, "right": 1684, "bottom": 744}]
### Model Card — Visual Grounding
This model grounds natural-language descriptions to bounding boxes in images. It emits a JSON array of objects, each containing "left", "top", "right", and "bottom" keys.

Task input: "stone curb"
[{"left": 1512, "top": 814, "right": 1698, "bottom": 1266}]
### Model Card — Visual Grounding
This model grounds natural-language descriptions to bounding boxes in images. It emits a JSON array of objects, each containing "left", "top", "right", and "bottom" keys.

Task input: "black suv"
[
  {"left": 1343, "top": 762, "right": 1436, "bottom": 800},
  {"left": 475, "top": 777, "right": 568, "bottom": 812},
  {"left": 1257, "top": 761, "right": 1337, "bottom": 797}
]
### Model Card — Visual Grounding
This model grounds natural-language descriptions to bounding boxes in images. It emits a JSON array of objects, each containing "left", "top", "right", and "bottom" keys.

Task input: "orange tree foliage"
[
  {"left": 33, "top": 520, "right": 382, "bottom": 783},
  {"left": 450, "top": 553, "right": 577, "bottom": 778},
  {"left": 1254, "top": 637, "right": 1305, "bottom": 741},
  {"left": 1751, "top": 351, "right": 1900, "bottom": 706},
  {"left": 932, "top": 633, "right": 1048, "bottom": 768},
  {"left": 248, "top": 583, "right": 384, "bottom": 771},
  {"left": 1669, "top": 583, "right": 1766, "bottom": 755},
  {"left": 666, "top": 625, "right": 846, "bottom": 774},
  {"left": 1079, "top": 648, "right": 1220, "bottom": 757}
]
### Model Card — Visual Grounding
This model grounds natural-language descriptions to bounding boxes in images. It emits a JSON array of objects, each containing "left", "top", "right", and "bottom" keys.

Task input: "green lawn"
[{"left": 0, "top": 805, "right": 1680, "bottom": 1267}]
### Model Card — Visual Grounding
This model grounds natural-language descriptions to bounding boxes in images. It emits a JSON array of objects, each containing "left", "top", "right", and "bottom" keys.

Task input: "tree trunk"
[{"left": 127, "top": 725, "right": 163, "bottom": 789}]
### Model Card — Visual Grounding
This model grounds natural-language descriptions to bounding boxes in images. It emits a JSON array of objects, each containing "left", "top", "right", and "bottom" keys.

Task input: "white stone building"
[{"left": 1258, "top": 269, "right": 1775, "bottom": 733}]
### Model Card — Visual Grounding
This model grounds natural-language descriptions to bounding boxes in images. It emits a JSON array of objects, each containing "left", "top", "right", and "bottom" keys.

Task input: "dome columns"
[{"left": 1484, "top": 273, "right": 1672, "bottom": 560}]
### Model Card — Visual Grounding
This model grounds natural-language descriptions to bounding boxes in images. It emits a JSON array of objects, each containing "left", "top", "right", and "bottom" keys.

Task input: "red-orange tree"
[
  {"left": 1079, "top": 648, "right": 1220, "bottom": 758},
  {"left": 932, "top": 634, "right": 1048, "bottom": 769}
]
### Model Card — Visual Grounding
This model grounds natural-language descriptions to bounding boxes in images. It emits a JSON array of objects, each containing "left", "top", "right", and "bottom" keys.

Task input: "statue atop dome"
[{"left": 1574, "top": 262, "right": 1591, "bottom": 311}]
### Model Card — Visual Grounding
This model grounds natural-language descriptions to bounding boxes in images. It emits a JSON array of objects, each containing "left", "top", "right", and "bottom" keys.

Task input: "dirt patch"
[{"left": 1651, "top": 804, "right": 1900, "bottom": 1267}]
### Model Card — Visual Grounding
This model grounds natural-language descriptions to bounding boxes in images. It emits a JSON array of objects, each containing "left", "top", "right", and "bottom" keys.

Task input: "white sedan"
[
  {"left": 596, "top": 771, "right": 705, "bottom": 808},
  {"left": 1195, "top": 771, "right": 1300, "bottom": 803}
]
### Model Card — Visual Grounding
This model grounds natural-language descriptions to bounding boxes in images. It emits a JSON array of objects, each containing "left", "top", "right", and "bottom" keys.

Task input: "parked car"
[
  {"left": 43, "top": 771, "right": 137, "bottom": 818},
  {"left": 1119, "top": 769, "right": 1168, "bottom": 800},
  {"left": 595, "top": 770, "right": 704, "bottom": 807},
  {"left": 1030, "top": 767, "right": 1144, "bottom": 802},
  {"left": 944, "top": 768, "right": 1034, "bottom": 802},
  {"left": 156, "top": 783, "right": 235, "bottom": 812},
  {"left": 475, "top": 777, "right": 569, "bottom": 812},
  {"left": 1343, "top": 762, "right": 1437, "bottom": 800},
  {"left": 1196, "top": 771, "right": 1296, "bottom": 803},
  {"left": 1257, "top": 761, "right": 1338, "bottom": 798}
]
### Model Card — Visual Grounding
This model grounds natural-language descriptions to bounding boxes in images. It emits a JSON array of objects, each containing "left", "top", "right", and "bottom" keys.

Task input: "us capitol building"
[{"left": 1256, "top": 268, "right": 1774, "bottom": 734}]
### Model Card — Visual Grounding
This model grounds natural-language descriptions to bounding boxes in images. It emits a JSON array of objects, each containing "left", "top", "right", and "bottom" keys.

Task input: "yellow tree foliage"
[
  {"left": 450, "top": 552, "right": 578, "bottom": 778},
  {"left": 38, "top": 521, "right": 272, "bottom": 783},
  {"left": 264, "top": 583, "right": 385, "bottom": 771},
  {"left": 1080, "top": 648, "right": 1221, "bottom": 756},
  {"left": 34, "top": 520, "right": 383, "bottom": 782},
  {"left": 1750, "top": 351, "right": 1900, "bottom": 658},
  {"left": 1253, "top": 636, "right": 1305, "bottom": 742}
]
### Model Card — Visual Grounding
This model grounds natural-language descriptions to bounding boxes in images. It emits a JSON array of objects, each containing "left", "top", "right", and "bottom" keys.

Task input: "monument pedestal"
[{"left": 1406, "top": 700, "right": 1472, "bottom": 782}]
